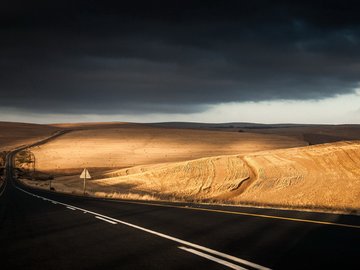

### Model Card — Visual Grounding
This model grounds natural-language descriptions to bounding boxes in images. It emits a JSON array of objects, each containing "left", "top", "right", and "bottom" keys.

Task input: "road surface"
[{"left": 1, "top": 142, "right": 359, "bottom": 269}]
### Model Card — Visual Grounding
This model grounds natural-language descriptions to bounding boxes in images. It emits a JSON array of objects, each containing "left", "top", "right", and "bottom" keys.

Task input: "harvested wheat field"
[
  {"left": 31, "top": 125, "right": 306, "bottom": 173},
  {"left": 238, "top": 141, "right": 360, "bottom": 211},
  {"left": 17, "top": 123, "right": 360, "bottom": 213},
  {"left": 24, "top": 140, "right": 360, "bottom": 213}
]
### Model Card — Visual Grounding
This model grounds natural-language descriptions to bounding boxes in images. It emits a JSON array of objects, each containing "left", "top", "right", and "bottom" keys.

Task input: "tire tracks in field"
[{"left": 217, "top": 155, "right": 259, "bottom": 200}]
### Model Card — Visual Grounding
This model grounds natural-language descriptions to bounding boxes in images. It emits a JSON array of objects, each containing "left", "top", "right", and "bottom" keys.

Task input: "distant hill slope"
[
  {"left": 150, "top": 122, "right": 360, "bottom": 145},
  {"left": 0, "top": 122, "right": 59, "bottom": 151},
  {"left": 149, "top": 121, "right": 312, "bottom": 130},
  {"left": 49, "top": 121, "right": 360, "bottom": 146}
]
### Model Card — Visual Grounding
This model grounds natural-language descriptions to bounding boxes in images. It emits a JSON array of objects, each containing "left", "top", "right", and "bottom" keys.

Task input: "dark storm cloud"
[{"left": 1, "top": 0, "right": 360, "bottom": 114}]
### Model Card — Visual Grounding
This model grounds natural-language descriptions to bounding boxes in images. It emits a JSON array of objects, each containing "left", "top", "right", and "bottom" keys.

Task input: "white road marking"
[
  {"left": 95, "top": 216, "right": 118, "bottom": 224},
  {"left": 178, "top": 246, "right": 248, "bottom": 270},
  {"left": 66, "top": 206, "right": 76, "bottom": 210},
  {"left": 15, "top": 185, "right": 271, "bottom": 270}
]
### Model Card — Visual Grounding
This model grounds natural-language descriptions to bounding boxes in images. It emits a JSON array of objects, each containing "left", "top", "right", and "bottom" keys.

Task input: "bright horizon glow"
[{"left": 0, "top": 90, "right": 359, "bottom": 125}]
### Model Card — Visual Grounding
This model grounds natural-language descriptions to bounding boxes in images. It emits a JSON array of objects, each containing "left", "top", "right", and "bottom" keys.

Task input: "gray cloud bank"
[{"left": 1, "top": 0, "right": 360, "bottom": 114}]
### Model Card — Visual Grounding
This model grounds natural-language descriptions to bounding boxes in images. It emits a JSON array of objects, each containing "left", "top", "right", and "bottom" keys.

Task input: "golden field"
[
  {"left": 4, "top": 121, "right": 359, "bottom": 213},
  {"left": 30, "top": 125, "right": 306, "bottom": 172},
  {"left": 25, "top": 140, "right": 360, "bottom": 213}
]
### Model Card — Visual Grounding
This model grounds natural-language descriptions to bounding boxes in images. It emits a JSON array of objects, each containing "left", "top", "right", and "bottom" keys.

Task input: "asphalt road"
[{"left": 1, "top": 150, "right": 360, "bottom": 269}]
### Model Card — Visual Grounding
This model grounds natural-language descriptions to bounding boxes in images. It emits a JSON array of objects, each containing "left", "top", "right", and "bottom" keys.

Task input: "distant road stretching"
[{"left": 0, "top": 133, "right": 359, "bottom": 269}]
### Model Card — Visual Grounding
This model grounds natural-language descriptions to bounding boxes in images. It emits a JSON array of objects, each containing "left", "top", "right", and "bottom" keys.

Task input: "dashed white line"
[
  {"left": 178, "top": 246, "right": 248, "bottom": 270},
  {"left": 95, "top": 216, "right": 118, "bottom": 224},
  {"left": 15, "top": 185, "right": 271, "bottom": 270},
  {"left": 66, "top": 206, "right": 76, "bottom": 211}
]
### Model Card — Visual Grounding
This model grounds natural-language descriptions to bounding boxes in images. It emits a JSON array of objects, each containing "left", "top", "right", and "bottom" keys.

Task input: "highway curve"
[{"left": 0, "top": 135, "right": 360, "bottom": 269}]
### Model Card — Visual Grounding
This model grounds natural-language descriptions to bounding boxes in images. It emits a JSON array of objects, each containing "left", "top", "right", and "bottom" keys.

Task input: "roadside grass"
[{"left": 20, "top": 178, "right": 360, "bottom": 216}]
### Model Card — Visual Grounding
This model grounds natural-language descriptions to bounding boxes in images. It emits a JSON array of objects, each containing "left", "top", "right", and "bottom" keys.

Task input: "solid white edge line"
[
  {"left": 15, "top": 185, "right": 271, "bottom": 270},
  {"left": 178, "top": 246, "right": 248, "bottom": 270},
  {"left": 95, "top": 216, "right": 117, "bottom": 224}
]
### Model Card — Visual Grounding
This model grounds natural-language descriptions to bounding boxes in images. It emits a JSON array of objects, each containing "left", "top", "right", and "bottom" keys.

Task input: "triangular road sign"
[{"left": 80, "top": 168, "right": 91, "bottom": 179}]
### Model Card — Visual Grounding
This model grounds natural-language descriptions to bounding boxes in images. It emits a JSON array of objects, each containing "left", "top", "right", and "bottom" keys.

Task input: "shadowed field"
[{"left": 0, "top": 122, "right": 59, "bottom": 151}]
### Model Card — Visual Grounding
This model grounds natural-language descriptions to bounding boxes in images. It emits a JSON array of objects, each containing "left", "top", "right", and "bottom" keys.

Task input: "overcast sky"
[{"left": 1, "top": 1, "right": 360, "bottom": 124}]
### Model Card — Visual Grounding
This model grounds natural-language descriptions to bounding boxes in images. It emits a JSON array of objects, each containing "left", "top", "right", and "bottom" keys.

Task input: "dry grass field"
[
  {"left": 31, "top": 125, "right": 306, "bottom": 172},
  {"left": 4, "top": 121, "right": 359, "bottom": 213},
  {"left": 26, "top": 140, "right": 359, "bottom": 212},
  {"left": 239, "top": 141, "right": 360, "bottom": 211}
]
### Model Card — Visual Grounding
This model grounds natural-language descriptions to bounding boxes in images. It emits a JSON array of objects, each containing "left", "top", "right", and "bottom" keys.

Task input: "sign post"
[{"left": 80, "top": 168, "right": 91, "bottom": 195}]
